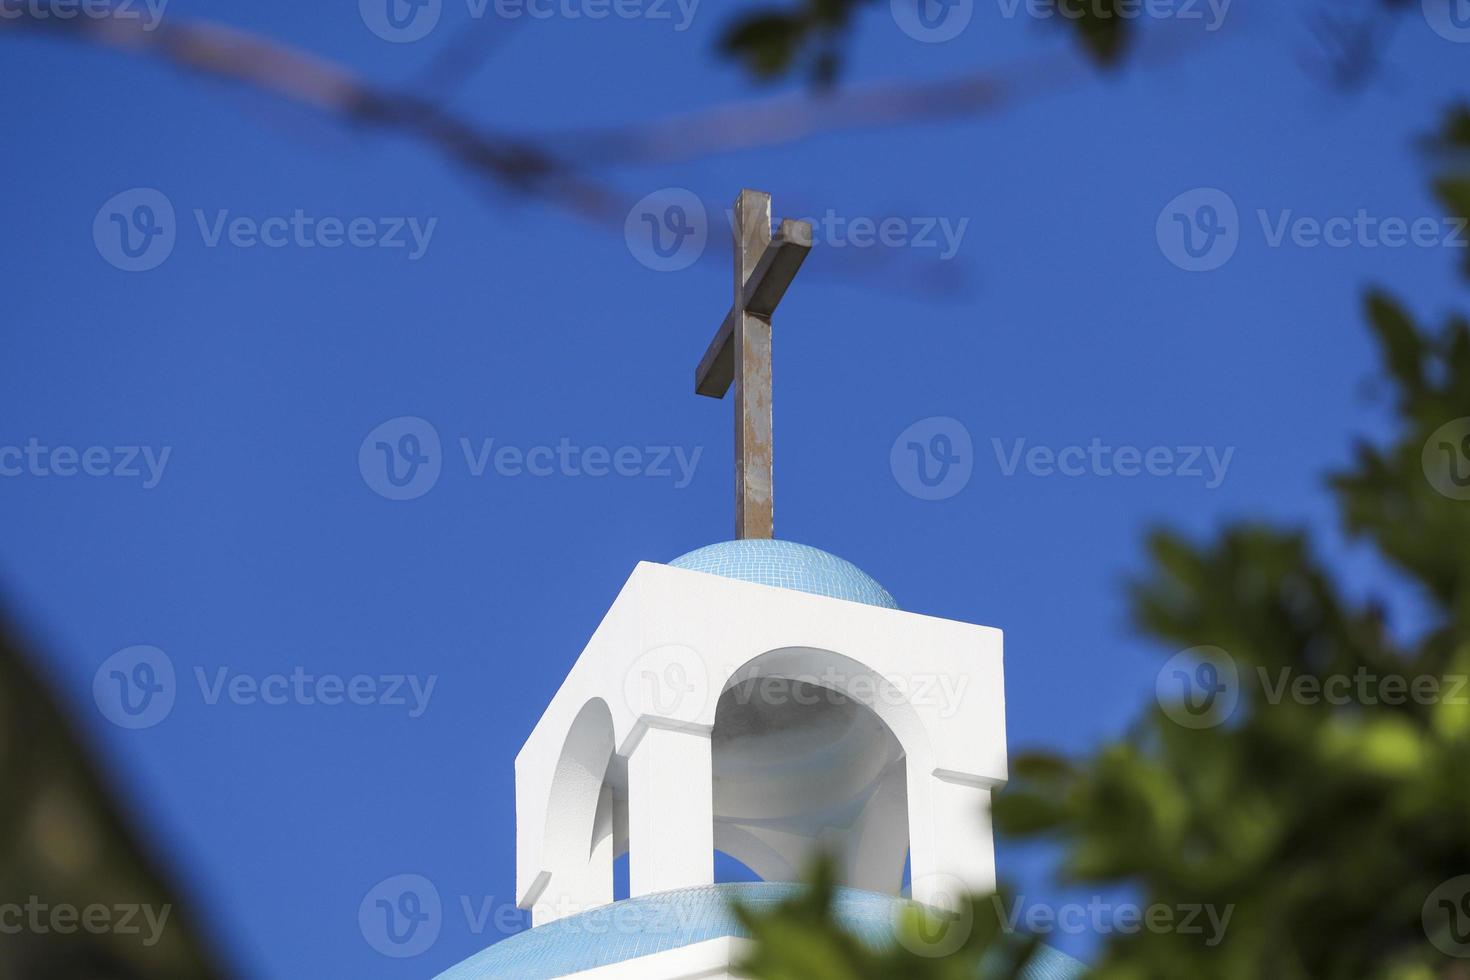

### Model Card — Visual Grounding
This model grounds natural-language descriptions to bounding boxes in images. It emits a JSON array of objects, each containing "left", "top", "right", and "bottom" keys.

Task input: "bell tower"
[
  {"left": 431, "top": 190, "right": 1062, "bottom": 980},
  {"left": 513, "top": 543, "right": 1008, "bottom": 933}
]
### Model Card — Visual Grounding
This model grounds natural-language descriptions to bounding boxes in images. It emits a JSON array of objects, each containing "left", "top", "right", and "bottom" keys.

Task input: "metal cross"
[{"left": 695, "top": 189, "right": 813, "bottom": 540}]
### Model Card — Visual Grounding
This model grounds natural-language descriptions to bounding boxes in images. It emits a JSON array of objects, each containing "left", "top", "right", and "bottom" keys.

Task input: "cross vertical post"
[{"left": 695, "top": 189, "right": 813, "bottom": 540}]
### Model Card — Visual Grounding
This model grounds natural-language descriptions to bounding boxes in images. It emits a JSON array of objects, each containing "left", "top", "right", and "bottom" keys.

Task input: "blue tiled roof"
[
  {"left": 433, "top": 883, "right": 1084, "bottom": 979},
  {"left": 669, "top": 540, "right": 899, "bottom": 610}
]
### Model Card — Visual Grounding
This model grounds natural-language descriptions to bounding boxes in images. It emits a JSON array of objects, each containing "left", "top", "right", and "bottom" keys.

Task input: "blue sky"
[{"left": 3, "top": 0, "right": 1468, "bottom": 976}]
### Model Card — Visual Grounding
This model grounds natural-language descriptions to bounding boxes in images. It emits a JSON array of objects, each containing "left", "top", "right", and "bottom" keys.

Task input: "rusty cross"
[{"left": 695, "top": 189, "right": 813, "bottom": 540}]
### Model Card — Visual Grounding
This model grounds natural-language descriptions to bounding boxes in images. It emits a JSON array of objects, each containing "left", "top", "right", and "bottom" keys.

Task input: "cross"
[{"left": 695, "top": 189, "right": 813, "bottom": 540}]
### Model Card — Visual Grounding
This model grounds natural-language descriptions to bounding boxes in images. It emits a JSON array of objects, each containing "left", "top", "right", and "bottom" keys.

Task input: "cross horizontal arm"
[{"left": 694, "top": 219, "right": 813, "bottom": 399}]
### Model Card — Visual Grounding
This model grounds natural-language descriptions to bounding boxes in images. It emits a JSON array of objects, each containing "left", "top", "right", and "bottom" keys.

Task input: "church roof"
[
  {"left": 434, "top": 883, "right": 1084, "bottom": 980},
  {"left": 668, "top": 539, "right": 898, "bottom": 610}
]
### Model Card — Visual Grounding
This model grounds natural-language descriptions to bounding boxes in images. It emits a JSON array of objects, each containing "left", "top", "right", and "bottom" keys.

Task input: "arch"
[
  {"left": 720, "top": 646, "right": 934, "bottom": 768},
  {"left": 534, "top": 697, "right": 617, "bottom": 923},
  {"left": 710, "top": 647, "right": 923, "bottom": 896}
]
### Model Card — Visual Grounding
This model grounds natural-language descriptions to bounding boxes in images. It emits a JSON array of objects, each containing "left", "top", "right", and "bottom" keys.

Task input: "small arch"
[{"left": 536, "top": 698, "right": 617, "bottom": 918}]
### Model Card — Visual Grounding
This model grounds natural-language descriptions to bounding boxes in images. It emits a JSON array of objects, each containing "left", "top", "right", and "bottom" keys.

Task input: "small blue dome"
[
  {"left": 669, "top": 539, "right": 898, "bottom": 609},
  {"left": 433, "top": 883, "right": 1084, "bottom": 979}
]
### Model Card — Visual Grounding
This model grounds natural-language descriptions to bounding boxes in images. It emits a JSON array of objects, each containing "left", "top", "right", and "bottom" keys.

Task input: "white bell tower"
[
  {"left": 513, "top": 542, "right": 1008, "bottom": 933},
  {"left": 434, "top": 189, "right": 1026, "bottom": 980}
]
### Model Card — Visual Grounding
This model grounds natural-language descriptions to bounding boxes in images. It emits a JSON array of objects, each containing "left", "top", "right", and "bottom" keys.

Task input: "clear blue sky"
[{"left": 3, "top": 1, "right": 1467, "bottom": 976}]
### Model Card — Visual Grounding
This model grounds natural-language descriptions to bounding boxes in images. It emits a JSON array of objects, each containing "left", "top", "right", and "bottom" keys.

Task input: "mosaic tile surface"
[
  {"left": 433, "top": 882, "right": 1085, "bottom": 980},
  {"left": 668, "top": 539, "right": 899, "bottom": 610}
]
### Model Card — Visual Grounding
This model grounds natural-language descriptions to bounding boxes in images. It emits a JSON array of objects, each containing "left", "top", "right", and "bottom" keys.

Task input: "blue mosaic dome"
[
  {"left": 669, "top": 539, "right": 898, "bottom": 610},
  {"left": 433, "top": 883, "right": 1084, "bottom": 979}
]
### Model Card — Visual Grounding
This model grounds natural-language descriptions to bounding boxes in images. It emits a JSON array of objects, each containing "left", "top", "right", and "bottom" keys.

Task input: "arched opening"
[
  {"left": 535, "top": 698, "right": 619, "bottom": 921},
  {"left": 710, "top": 650, "right": 912, "bottom": 895}
]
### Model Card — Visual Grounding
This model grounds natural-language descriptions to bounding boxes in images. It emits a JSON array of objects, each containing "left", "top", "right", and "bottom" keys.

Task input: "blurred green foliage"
[
  {"left": 734, "top": 859, "right": 1044, "bottom": 979},
  {"left": 718, "top": 0, "right": 1417, "bottom": 85},
  {"left": 719, "top": 0, "right": 1131, "bottom": 84},
  {"left": 0, "top": 620, "right": 226, "bottom": 980},
  {"left": 740, "top": 104, "right": 1470, "bottom": 980}
]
